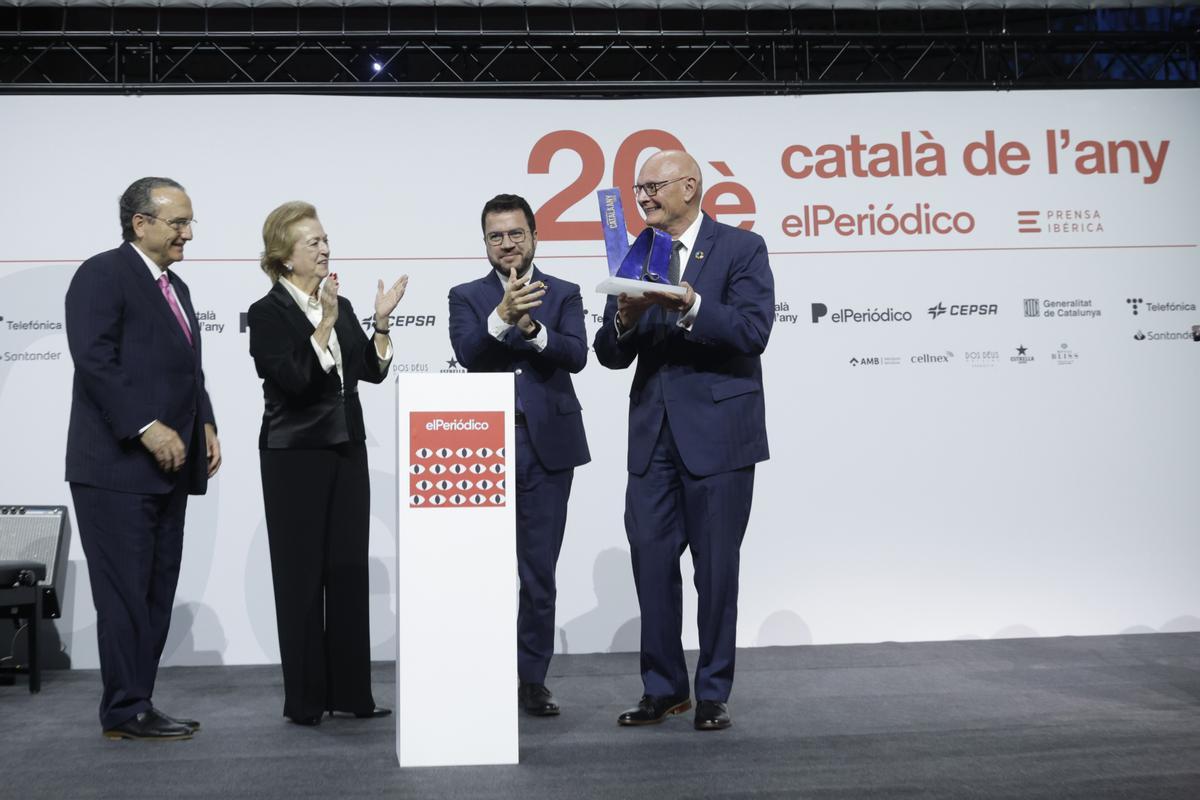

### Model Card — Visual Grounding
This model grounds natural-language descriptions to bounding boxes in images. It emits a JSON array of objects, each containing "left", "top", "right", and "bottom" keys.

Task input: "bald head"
[{"left": 636, "top": 150, "right": 703, "bottom": 237}]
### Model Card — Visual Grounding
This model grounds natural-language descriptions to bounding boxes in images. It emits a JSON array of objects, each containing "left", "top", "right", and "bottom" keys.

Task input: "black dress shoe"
[
  {"left": 103, "top": 710, "right": 193, "bottom": 741},
  {"left": 155, "top": 708, "right": 200, "bottom": 732},
  {"left": 617, "top": 694, "right": 692, "bottom": 726},
  {"left": 693, "top": 700, "right": 731, "bottom": 731},
  {"left": 352, "top": 707, "right": 392, "bottom": 719},
  {"left": 286, "top": 714, "right": 322, "bottom": 726},
  {"left": 518, "top": 683, "right": 560, "bottom": 717}
]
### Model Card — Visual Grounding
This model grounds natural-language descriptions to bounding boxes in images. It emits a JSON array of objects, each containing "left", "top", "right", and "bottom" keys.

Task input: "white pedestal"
[{"left": 395, "top": 373, "right": 518, "bottom": 767}]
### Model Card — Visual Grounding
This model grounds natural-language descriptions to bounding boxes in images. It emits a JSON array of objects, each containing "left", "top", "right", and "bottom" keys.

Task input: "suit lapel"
[
  {"left": 526, "top": 265, "right": 547, "bottom": 325},
  {"left": 268, "top": 279, "right": 319, "bottom": 337},
  {"left": 680, "top": 213, "right": 715, "bottom": 288},
  {"left": 480, "top": 269, "right": 506, "bottom": 312},
  {"left": 119, "top": 242, "right": 196, "bottom": 356}
]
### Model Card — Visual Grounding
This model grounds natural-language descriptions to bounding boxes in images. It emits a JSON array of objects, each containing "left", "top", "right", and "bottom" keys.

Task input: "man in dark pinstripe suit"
[{"left": 65, "top": 177, "right": 221, "bottom": 741}]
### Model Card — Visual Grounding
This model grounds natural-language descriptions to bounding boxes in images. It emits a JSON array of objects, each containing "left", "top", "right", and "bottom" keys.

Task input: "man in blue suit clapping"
[
  {"left": 595, "top": 151, "right": 774, "bottom": 732},
  {"left": 448, "top": 194, "right": 591, "bottom": 717}
]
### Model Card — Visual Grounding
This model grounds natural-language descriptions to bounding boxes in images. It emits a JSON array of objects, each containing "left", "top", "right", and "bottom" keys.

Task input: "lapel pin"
[{"left": 694, "top": 251, "right": 705, "bottom": 260}]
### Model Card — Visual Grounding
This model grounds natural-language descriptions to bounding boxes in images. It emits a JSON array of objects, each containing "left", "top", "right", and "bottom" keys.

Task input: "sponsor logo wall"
[{"left": 1, "top": 90, "right": 1197, "bottom": 668}]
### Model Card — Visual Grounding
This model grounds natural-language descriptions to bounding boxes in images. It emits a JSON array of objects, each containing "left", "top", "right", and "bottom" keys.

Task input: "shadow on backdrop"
[
  {"left": 163, "top": 601, "right": 227, "bottom": 666},
  {"left": 559, "top": 547, "right": 640, "bottom": 655},
  {"left": 369, "top": 556, "right": 397, "bottom": 662},
  {"left": 754, "top": 610, "right": 813, "bottom": 647}
]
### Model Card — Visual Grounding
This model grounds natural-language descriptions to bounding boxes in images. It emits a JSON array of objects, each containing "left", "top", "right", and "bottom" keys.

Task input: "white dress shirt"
[{"left": 278, "top": 276, "right": 392, "bottom": 383}]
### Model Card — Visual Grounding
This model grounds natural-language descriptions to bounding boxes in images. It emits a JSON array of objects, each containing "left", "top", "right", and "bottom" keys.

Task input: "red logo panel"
[{"left": 409, "top": 411, "right": 506, "bottom": 509}]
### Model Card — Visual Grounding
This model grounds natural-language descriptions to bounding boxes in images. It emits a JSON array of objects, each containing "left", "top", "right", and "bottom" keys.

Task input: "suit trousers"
[
  {"left": 624, "top": 415, "right": 755, "bottom": 702},
  {"left": 71, "top": 480, "right": 189, "bottom": 729},
  {"left": 515, "top": 423, "right": 575, "bottom": 685},
  {"left": 260, "top": 442, "right": 376, "bottom": 720}
]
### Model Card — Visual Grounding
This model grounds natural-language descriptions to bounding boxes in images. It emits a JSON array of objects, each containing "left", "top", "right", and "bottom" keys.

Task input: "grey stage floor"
[{"left": 1, "top": 634, "right": 1198, "bottom": 799}]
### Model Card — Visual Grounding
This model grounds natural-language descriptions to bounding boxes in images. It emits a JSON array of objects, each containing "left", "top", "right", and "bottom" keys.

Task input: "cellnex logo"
[
  {"left": 928, "top": 302, "right": 999, "bottom": 319},
  {"left": 911, "top": 351, "right": 954, "bottom": 364},
  {"left": 811, "top": 303, "right": 913, "bottom": 324}
]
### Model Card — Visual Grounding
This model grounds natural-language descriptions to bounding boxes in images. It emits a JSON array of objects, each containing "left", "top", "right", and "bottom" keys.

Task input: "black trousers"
[
  {"left": 260, "top": 442, "right": 376, "bottom": 720},
  {"left": 71, "top": 480, "right": 188, "bottom": 730}
]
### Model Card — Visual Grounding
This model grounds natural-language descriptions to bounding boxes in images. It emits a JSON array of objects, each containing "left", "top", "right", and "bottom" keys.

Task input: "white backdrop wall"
[{"left": 1, "top": 90, "right": 1197, "bottom": 669}]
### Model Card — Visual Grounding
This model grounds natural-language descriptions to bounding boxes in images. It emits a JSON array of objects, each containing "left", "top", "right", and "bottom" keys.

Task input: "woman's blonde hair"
[{"left": 260, "top": 201, "right": 318, "bottom": 282}]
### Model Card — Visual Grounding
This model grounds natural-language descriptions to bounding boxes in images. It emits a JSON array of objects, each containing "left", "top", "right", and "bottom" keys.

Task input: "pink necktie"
[{"left": 158, "top": 273, "right": 194, "bottom": 346}]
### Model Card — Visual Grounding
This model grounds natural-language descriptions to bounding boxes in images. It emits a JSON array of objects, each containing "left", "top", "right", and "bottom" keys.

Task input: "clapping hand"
[
  {"left": 319, "top": 274, "right": 340, "bottom": 325},
  {"left": 374, "top": 276, "right": 409, "bottom": 327},
  {"left": 496, "top": 268, "right": 546, "bottom": 327}
]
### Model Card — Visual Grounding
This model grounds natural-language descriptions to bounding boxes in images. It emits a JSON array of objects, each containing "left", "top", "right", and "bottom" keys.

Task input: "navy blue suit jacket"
[
  {"left": 594, "top": 214, "right": 774, "bottom": 477},
  {"left": 65, "top": 242, "right": 216, "bottom": 495},
  {"left": 448, "top": 266, "right": 591, "bottom": 472}
]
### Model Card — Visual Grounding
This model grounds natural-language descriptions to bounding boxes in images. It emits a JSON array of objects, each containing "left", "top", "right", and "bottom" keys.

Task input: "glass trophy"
[{"left": 594, "top": 187, "right": 687, "bottom": 298}]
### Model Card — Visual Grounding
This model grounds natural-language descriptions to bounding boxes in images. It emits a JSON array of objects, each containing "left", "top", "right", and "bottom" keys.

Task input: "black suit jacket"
[
  {"left": 248, "top": 280, "right": 388, "bottom": 449},
  {"left": 64, "top": 242, "right": 216, "bottom": 495}
]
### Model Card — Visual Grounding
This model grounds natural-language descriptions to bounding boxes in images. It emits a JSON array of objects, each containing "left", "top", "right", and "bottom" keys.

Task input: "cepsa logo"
[
  {"left": 927, "top": 303, "right": 999, "bottom": 319},
  {"left": 361, "top": 315, "right": 436, "bottom": 329},
  {"left": 526, "top": 130, "right": 756, "bottom": 239}
]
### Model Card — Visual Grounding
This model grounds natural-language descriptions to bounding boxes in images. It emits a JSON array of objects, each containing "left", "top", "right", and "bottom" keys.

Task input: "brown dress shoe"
[
  {"left": 103, "top": 710, "right": 193, "bottom": 741},
  {"left": 617, "top": 694, "right": 692, "bottom": 726}
]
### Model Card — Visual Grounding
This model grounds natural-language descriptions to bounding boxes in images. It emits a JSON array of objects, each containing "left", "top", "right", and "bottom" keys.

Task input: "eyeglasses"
[
  {"left": 137, "top": 212, "right": 197, "bottom": 232},
  {"left": 485, "top": 229, "right": 528, "bottom": 246},
  {"left": 632, "top": 176, "right": 689, "bottom": 197}
]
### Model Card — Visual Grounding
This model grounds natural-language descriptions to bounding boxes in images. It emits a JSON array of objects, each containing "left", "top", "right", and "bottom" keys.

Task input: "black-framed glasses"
[
  {"left": 485, "top": 228, "right": 528, "bottom": 246},
  {"left": 137, "top": 212, "right": 197, "bottom": 232},
  {"left": 632, "top": 176, "right": 689, "bottom": 197}
]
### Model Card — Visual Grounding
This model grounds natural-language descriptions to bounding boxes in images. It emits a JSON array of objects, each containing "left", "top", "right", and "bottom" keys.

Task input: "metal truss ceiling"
[{"left": 0, "top": 6, "right": 1196, "bottom": 94}]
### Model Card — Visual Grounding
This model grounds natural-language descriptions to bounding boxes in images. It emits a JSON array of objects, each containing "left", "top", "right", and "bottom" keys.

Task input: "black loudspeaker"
[{"left": 0, "top": 506, "right": 71, "bottom": 618}]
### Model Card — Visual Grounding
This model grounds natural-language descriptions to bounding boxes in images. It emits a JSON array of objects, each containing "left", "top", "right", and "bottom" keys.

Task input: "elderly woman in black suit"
[{"left": 248, "top": 201, "right": 407, "bottom": 726}]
